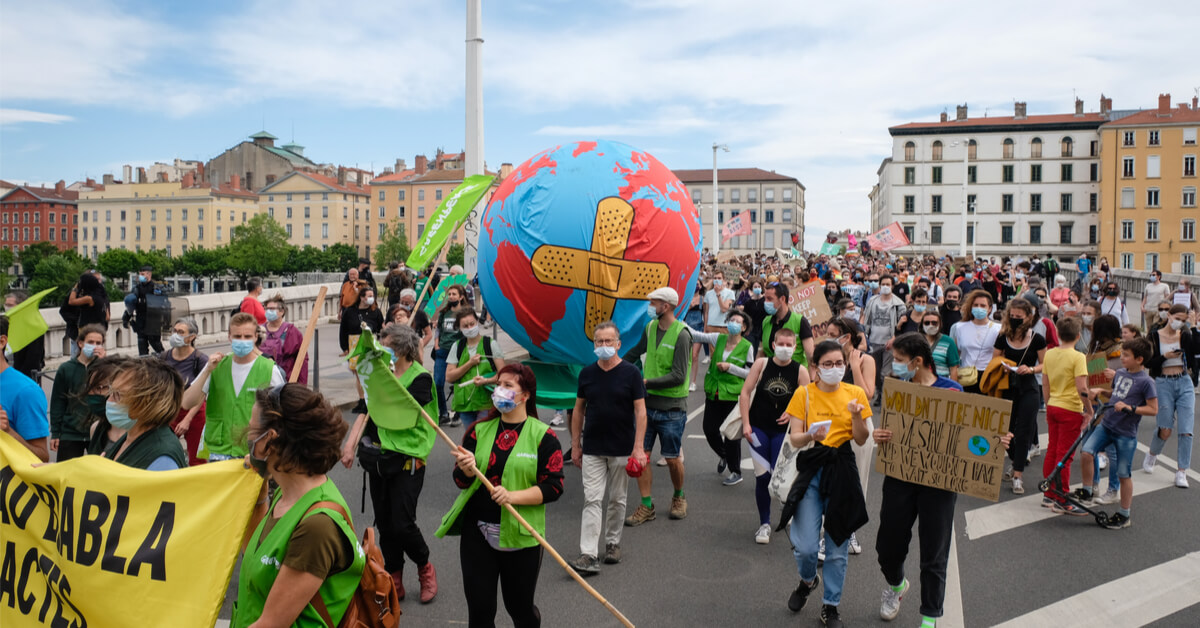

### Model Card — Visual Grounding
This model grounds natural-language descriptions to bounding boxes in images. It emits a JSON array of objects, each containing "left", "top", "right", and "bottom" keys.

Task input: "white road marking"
[
  {"left": 941, "top": 524, "right": 965, "bottom": 628},
  {"left": 993, "top": 551, "right": 1200, "bottom": 628}
]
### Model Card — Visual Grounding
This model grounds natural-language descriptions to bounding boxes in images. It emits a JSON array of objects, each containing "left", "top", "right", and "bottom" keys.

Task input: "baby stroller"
[{"left": 1037, "top": 402, "right": 1115, "bottom": 528}]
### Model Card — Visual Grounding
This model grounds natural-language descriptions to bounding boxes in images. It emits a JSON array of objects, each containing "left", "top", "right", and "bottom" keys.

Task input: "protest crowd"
[{"left": 3, "top": 238, "right": 1199, "bottom": 628}]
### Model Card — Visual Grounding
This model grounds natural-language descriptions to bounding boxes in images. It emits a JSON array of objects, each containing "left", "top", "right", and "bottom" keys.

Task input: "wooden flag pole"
[{"left": 290, "top": 286, "right": 328, "bottom": 383}]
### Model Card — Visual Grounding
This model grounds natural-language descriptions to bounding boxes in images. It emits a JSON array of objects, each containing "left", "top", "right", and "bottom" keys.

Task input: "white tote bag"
[{"left": 768, "top": 385, "right": 811, "bottom": 503}]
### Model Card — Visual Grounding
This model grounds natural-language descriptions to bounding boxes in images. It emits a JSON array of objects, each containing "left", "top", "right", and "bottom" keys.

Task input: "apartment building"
[
  {"left": 257, "top": 169, "right": 373, "bottom": 257},
  {"left": 674, "top": 168, "right": 806, "bottom": 254}
]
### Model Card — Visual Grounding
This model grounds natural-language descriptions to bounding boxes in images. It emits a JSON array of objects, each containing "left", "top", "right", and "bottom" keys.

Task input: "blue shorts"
[
  {"left": 644, "top": 408, "right": 687, "bottom": 458},
  {"left": 1082, "top": 424, "right": 1138, "bottom": 479}
]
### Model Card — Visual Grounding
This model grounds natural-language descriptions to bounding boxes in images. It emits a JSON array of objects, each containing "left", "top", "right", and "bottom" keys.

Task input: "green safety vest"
[
  {"left": 435, "top": 417, "right": 549, "bottom": 549},
  {"left": 233, "top": 479, "right": 365, "bottom": 628},
  {"left": 378, "top": 362, "right": 438, "bottom": 459},
  {"left": 451, "top": 337, "right": 497, "bottom": 413},
  {"left": 703, "top": 335, "right": 752, "bottom": 401},
  {"left": 204, "top": 355, "right": 277, "bottom": 457},
  {"left": 761, "top": 311, "right": 809, "bottom": 367},
  {"left": 644, "top": 319, "right": 691, "bottom": 400}
]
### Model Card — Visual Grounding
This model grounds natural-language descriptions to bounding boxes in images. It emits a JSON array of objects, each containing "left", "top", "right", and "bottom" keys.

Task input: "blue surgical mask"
[
  {"left": 382, "top": 347, "right": 397, "bottom": 363},
  {"left": 713, "top": 279, "right": 723, "bottom": 287},
  {"left": 138, "top": 275, "right": 148, "bottom": 283},
  {"left": 891, "top": 360, "right": 915, "bottom": 381},
  {"left": 647, "top": 304, "right": 660, "bottom": 318},
  {"left": 913, "top": 304, "right": 927, "bottom": 313},
  {"left": 971, "top": 307, "right": 988, "bottom": 320},
  {"left": 594, "top": 345, "right": 617, "bottom": 361},
  {"left": 231, "top": 339, "right": 255, "bottom": 358},
  {"left": 764, "top": 301, "right": 777, "bottom": 315},
  {"left": 752, "top": 287, "right": 762, "bottom": 296},
  {"left": 106, "top": 400, "right": 135, "bottom": 429},
  {"left": 265, "top": 309, "right": 279, "bottom": 322},
  {"left": 727, "top": 321, "right": 742, "bottom": 336},
  {"left": 491, "top": 387, "right": 518, "bottom": 414},
  {"left": 81, "top": 343, "right": 99, "bottom": 359}
]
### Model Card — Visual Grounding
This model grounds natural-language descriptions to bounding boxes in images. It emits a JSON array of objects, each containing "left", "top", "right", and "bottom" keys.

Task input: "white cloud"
[
  {"left": 534, "top": 106, "right": 712, "bottom": 137},
  {"left": 0, "top": 109, "right": 74, "bottom": 126}
]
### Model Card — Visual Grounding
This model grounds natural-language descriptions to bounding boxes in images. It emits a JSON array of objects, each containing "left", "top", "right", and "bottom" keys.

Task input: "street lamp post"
[
  {"left": 952, "top": 139, "right": 970, "bottom": 260},
  {"left": 713, "top": 143, "right": 729, "bottom": 255}
]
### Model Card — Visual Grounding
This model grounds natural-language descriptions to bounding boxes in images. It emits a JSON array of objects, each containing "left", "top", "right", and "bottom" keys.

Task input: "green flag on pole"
[
  {"left": 819, "top": 242, "right": 843, "bottom": 256},
  {"left": 406, "top": 174, "right": 495, "bottom": 270},
  {"left": 348, "top": 329, "right": 422, "bottom": 431},
  {"left": 4, "top": 288, "right": 55, "bottom": 352},
  {"left": 424, "top": 273, "right": 469, "bottom": 317}
]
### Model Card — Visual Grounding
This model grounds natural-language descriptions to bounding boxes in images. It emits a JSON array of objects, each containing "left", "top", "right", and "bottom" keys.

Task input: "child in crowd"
[{"left": 1040, "top": 317, "right": 1093, "bottom": 515}]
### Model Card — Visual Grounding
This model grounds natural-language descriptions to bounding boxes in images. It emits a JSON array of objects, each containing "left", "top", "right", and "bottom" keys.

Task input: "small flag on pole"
[
  {"left": 348, "top": 329, "right": 421, "bottom": 430},
  {"left": 721, "top": 211, "right": 753, "bottom": 242},
  {"left": 4, "top": 288, "right": 54, "bottom": 352}
]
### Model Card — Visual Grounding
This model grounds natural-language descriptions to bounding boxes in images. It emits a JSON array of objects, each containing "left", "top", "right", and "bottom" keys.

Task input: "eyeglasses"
[
  {"left": 818, "top": 360, "right": 847, "bottom": 369},
  {"left": 594, "top": 338, "right": 618, "bottom": 346}
]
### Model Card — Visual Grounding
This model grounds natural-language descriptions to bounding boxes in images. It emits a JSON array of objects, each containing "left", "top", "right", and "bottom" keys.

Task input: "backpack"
[
  {"left": 304, "top": 500, "right": 401, "bottom": 628},
  {"left": 455, "top": 336, "right": 497, "bottom": 374},
  {"left": 1044, "top": 258, "right": 1059, "bottom": 278}
]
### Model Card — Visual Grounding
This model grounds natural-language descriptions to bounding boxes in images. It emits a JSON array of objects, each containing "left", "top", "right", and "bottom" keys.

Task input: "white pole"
[
  {"left": 712, "top": 144, "right": 719, "bottom": 255},
  {"left": 464, "top": 0, "right": 484, "bottom": 277},
  {"left": 960, "top": 138, "right": 969, "bottom": 261}
]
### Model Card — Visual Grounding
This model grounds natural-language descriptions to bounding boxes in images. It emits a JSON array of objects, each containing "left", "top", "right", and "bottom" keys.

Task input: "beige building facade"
[
  {"left": 673, "top": 168, "right": 806, "bottom": 254},
  {"left": 258, "top": 170, "right": 373, "bottom": 257}
]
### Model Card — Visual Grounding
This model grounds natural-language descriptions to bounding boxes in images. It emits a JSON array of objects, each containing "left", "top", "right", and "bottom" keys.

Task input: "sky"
[{"left": 1, "top": 0, "right": 1197, "bottom": 251}]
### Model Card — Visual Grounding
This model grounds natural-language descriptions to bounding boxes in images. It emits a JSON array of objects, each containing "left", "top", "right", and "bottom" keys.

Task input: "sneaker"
[
  {"left": 818, "top": 535, "right": 826, "bottom": 562},
  {"left": 717, "top": 459, "right": 727, "bottom": 475},
  {"left": 438, "top": 414, "right": 450, "bottom": 426},
  {"left": 417, "top": 561, "right": 438, "bottom": 603},
  {"left": 669, "top": 495, "right": 688, "bottom": 519},
  {"left": 1051, "top": 501, "right": 1089, "bottom": 516},
  {"left": 656, "top": 457, "right": 669, "bottom": 467},
  {"left": 689, "top": 382, "right": 697, "bottom": 392},
  {"left": 702, "top": 355, "right": 711, "bottom": 364},
  {"left": 821, "top": 603, "right": 844, "bottom": 628},
  {"left": 1012, "top": 477, "right": 1025, "bottom": 494},
  {"left": 624, "top": 504, "right": 656, "bottom": 526},
  {"left": 1041, "top": 497, "right": 1056, "bottom": 508},
  {"left": 1103, "top": 512, "right": 1132, "bottom": 529},
  {"left": 722, "top": 472, "right": 743, "bottom": 486},
  {"left": 390, "top": 569, "right": 405, "bottom": 601},
  {"left": 603, "top": 543, "right": 622, "bottom": 564},
  {"left": 848, "top": 532, "right": 862, "bottom": 555},
  {"left": 880, "top": 578, "right": 909, "bottom": 621},
  {"left": 1142, "top": 454, "right": 1157, "bottom": 474},
  {"left": 1003, "top": 460, "right": 1014, "bottom": 482},
  {"left": 1097, "top": 452, "right": 1108, "bottom": 470},
  {"left": 448, "top": 415, "right": 462, "bottom": 427},
  {"left": 787, "top": 574, "right": 820, "bottom": 612},
  {"left": 1069, "top": 488, "right": 1095, "bottom": 506},
  {"left": 1095, "top": 489, "right": 1119, "bottom": 505},
  {"left": 570, "top": 554, "right": 601, "bottom": 575},
  {"left": 755, "top": 523, "right": 771, "bottom": 545},
  {"left": 551, "top": 410, "right": 565, "bottom": 427},
  {"left": 1176, "top": 470, "right": 1190, "bottom": 488}
]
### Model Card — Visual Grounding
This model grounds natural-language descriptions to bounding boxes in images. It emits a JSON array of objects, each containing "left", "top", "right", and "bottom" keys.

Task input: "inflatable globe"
[{"left": 479, "top": 140, "right": 703, "bottom": 365}]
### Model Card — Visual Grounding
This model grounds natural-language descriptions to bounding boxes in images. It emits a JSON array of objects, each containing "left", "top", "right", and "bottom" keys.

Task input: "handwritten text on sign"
[{"left": 874, "top": 379, "right": 1011, "bottom": 502}]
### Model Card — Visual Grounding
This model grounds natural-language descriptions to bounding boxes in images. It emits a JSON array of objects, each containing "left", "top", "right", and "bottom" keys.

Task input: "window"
[
  {"left": 49, "top": 227, "right": 55, "bottom": 241},
  {"left": 747, "top": 189, "right": 757, "bottom": 202},
  {"left": 903, "top": 225, "right": 915, "bottom": 242},
  {"left": 304, "top": 224, "right": 310, "bottom": 238},
  {"left": 932, "top": 167, "right": 943, "bottom": 184},
  {"left": 1030, "top": 193, "right": 1042, "bottom": 212},
  {"left": 750, "top": 210, "right": 757, "bottom": 223},
  {"left": 1001, "top": 225, "right": 1013, "bottom": 244},
  {"left": 1090, "top": 163, "right": 1098, "bottom": 182},
  {"left": 783, "top": 188, "right": 793, "bottom": 202},
  {"left": 418, "top": 206, "right": 425, "bottom": 218},
  {"left": 930, "top": 225, "right": 942, "bottom": 244},
  {"left": 904, "top": 167, "right": 915, "bottom": 185},
  {"left": 1060, "top": 193, "right": 1072, "bottom": 212},
  {"left": 182, "top": 226, "right": 187, "bottom": 240},
  {"left": 378, "top": 206, "right": 385, "bottom": 219},
  {"left": 1059, "top": 222, "right": 1072, "bottom": 244},
  {"left": 931, "top": 195, "right": 942, "bottom": 213},
  {"left": 782, "top": 209, "right": 792, "bottom": 221},
  {"left": 286, "top": 207, "right": 293, "bottom": 218},
  {"left": 1002, "top": 165, "right": 1014, "bottom": 182},
  {"left": 1148, "top": 155, "right": 1161, "bottom": 178},
  {"left": 1185, "top": 128, "right": 1198, "bottom": 145},
  {"left": 1146, "top": 253, "right": 1159, "bottom": 271},
  {"left": 1183, "top": 253, "right": 1196, "bottom": 276},
  {"left": 1120, "top": 253, "right": 1133, "bottom": 269},
  {"left": 1183, "top": 219, "right": 1196, "bottom": 242},
  {"left": 304, "top": 193, "right": 311, "bottom": 201},
  {"left": 150, "top": 226, "right": 156, "bottom": 240},
  {"left": 1090, "top": 193, "right": 1098, "bottom": 212},
  {"left": 399, "top": 206, "right": 406, "bottom": 218},
  {"left": 60, "top": 228, "right": 66, "bottom": 241},
  {"left": 1029, "top": 224, "right": 1041, "bottom": 244},
  {"left": 1121, "top": 187, "right": 1135, "bottom": 208},
  {"left": 717, "top": 211, "right": 724, "bottom": 223},
  {"left": 765, "top": 189, "right": 775, "bottom": 202},
  {"left": 343, "top": 207, "right": 348, "bottom": 219},
  {"left": 1147, "top": 220, "right": 1160, "bottom": 241},
  {"left": 692, "top": 188, "right": 702, "bottom": 203},
  {"left": 1184, "top": 187, "right": 1197, "bottom": 207},
  {"left": 764, "top": 230, "right": 775, "bottom": 248},
  {"left": 903, "top": 196, "right": 915, "bottom": 213},
  {"left": 904, "top": 141, "right": 915, "bottom": 161},
  {"left": 286, "top": 193, "right": 292, "bottom": 202},
  {"left": 718, "top": 188, "right": 727, "bottom": 203},
  {"left": 764, "top": 210, "right": 775, "bottom": 223},
  {"left": 417, "top": 224, "right": 425, "bottom": 238},
  {"left": 968, "top": 140, "right": 977, "bottom": 160},
  {"left": 1089, "top": 225, "right": 1097, "bottom": 244},
  {"left": 1147, "top": 188, "right": 1160, "bottom": 207},
  {"left": 378, "top": 223, "right": 385, "bottom": 238},
  {"left": 436, "top": 189, "right": 443, "bottom": 201},
  {"left": 135, "top": 226, "right": 141, "bottom": 240},
  {"left": 1061, "top": 136, "right": 1074, "bottom": 157},
  {"left": 1031, "top": 138, "right": 1042, "bottom": 158},
  {"left": 1060, "top": 164, "right": 1073, "bottom": 182},
  {"left": 967, "top": 194, "right": 976, "bottom": 213},
  {"left": 136, "top": 210, "right": 142, "bottom": 221},
  {"left": 1002, "top": 194, "right": 1014, "bottom": 213},
  {"left": 967, "top": 166, "right": 976, "bottom": 183},
  {"left": 398, "top": 190, "right": 406, "bottom": 201},
  {"left": 1123, "top": 157, "right": 1135, "bottom": 178},
  {"left": 305, "top": 206, "right": 311, "bottom": 218},
  {"left": 378, "top": 190, "right": 385, "bottom": 201},
  {"left": 322, "top": 224, "right": 329, "bottom": 238},
  {"left": 1185, "top": 155, "right": 1196, "bottom": 177},
  {"left": 269, "top": 195, "right": 275, "bottom": 202},
  {"left": 1091, "top": 140, "right": 1100, "bottom": 157},
  {"left": 417, "top": 189, "right": 425, "bottom": 201},
  {"left": 1148, "top": 130, "right": 1160, "bottom": 146},
  {"left": 1003, "top": 138, "right": 1014, "bottom": 159},
  {"left": 1123, "top": 131, "right": 1135, "bottom": 147},
  {"left": 967, "top": 225, "right": 975, "bottom": 244},
  {"left": 166, "top": 226, "right": 171, "bottom": 240},
  {"left": 198, "top": 225, "right": 203, "bottom": 240},
  {"left": 932, "top": 141, "right": 943, "bottom": 161},
  {"left": 181, "top": 209, "right": 187, "bottom": 220},
  {"left": 1030, "top": 164, "right": 1042, "bottom": 182},
  {"left": 323, "top": 206, "right": 329, "bottom": 218},
  {"left": 49, "top": 212, "right": 55, "bottom": 224}
]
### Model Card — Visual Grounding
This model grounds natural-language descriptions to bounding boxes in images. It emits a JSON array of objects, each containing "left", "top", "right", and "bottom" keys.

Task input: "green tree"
[
  {"left": 0, "top": 248, "right": 15, "bottom": 292},
  {"left": 28, "top": 254, "right": 89, "bottom": 307},
  {"left": 373, "top": 222, "right": 412, "bottom": 270},
  {"left": 225, "top": 214, "right": 290, "bottom": 280},
  {"left": 16, "top": 241, "right": 61, "bottom": 279},
  {"left": 96, "top": 248, "right": 142, "bottom": 283},
  {"left": 138, "top": 249, "right": 177, "bottom": 278},
  {"left": 446, "top": 243, "right": 465, "bottom": 268},
  {"left": 285, "top": 245, "right": 333, "bottom": 280},
  {"left": 177, "top": 246, "right": 229, "bottom": 281},
  {"left": 326, "top": 243, "right": 359, "bottom": 272}
]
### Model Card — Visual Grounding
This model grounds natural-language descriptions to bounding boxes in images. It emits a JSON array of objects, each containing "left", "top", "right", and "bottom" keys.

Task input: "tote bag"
[{"left": 768, "top": 385, "right": 810, "bottom": 503}]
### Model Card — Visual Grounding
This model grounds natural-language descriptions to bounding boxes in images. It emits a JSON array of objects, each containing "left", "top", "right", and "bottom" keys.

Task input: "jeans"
[
  {"left": 433, "top": 347, "right": 451, "bottom": 418},
  {"left": 1150, "top": 375, "right": 1196, "bottom": 470},
  {"left": 1083, "top": 424, "right": 1139, "bottom": 479},
  {"left": 643, "top": 408, "right": 687, "bottom": 457},
  {"left": 875, "top": 476, "right": 956, "bottom": 618},
  {"left": 1043, "top": 406, "right": 1083, "bottom": 502},
  {"left": 749, "top": 426, "right": 787, "bottom": 525},
  {"left": 579, "top": 455, "right": 627, "bottom": 557},
  {"left": 701, "top": 397, "right": 741, "bottom": 473},
  {"left": 788, "top": 468, "right": 850, "bottom": 606}
]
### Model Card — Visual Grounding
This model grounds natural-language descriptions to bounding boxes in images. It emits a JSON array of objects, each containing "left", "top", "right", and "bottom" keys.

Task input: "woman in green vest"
[
  {"left": 693, "top": 309, "right": 755, "bottom": 486},
  {"left": 341, "top": 323, "right": 440, "bottom": 604},
  {"left": 446, "top": 309, "right": 507, "bottom": 424},
  {"left": 436, "top": 363, "right": 564, "bottom": 628},
  {"left": 233, "top": 383, "right": 365, "bottom": 628},
  {"left": 101, "top": 357, "right": 188, "bottom": 470}
]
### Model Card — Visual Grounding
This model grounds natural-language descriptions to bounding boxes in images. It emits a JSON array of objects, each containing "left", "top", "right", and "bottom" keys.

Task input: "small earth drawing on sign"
[{"left": 968, "top": 435, "right": 990, "bottom": 456}]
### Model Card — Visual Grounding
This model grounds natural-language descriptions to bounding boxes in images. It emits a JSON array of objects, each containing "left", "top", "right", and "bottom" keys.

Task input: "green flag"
[
  {"left": 789, "top": 247, "right": 802, "bottom": 259},
  {"left": 406, "top": 174, "right": 495, "bottom": 270},
  {"left": 348, "top": 330, "right": 421, "bottom": 430},
  {"left": 4, "top": 288, "right": 55, "bottom": 352},
  {"left": 819, "top": 242, "right": 842, "bottom": 256},
  {"left": 424, "top": 273, "right": 468, "bottom": 317}
]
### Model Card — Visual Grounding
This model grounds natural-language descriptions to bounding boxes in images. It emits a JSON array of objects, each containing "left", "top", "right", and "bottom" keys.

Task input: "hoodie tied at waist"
[{"left": 776, "top": 440, "right": 869, "bottom": 546}]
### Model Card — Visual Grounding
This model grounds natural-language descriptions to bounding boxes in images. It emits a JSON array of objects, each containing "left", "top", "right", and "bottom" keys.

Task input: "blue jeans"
[
  {"left": 433, "top": 347, "right": 450, "bottom": 418},
  {"left": 1150, "top": 375, "right": 1196, "bottom": 470},
  {"left": 1083, "top": 424, "right": 1138, "bottom": 479},
  {"left": 643, "top": 408, "right": 687, "bottom": 457},
  {"left": 788, "top": 468, "right": 850, "bottom": 606}
]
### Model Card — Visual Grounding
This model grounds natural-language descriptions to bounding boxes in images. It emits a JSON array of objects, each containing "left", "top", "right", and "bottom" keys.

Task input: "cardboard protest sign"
[
  {"left": 1086, "top": 353, "right": 1113, "bottom": 392},
  {"left": 788, "top": 280, "right": 833, "bottom": 337},
  {"left": 874, "top": 379, "right": 1012, "bottom": 502}
]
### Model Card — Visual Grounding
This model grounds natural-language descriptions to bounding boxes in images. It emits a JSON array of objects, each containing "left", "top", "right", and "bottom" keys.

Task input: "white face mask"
[
  {"left": 462, "top": 325, "right": 481, "bottom": 338},
  {"left": 169, "top": 333, "right": 187, "bottom": 348},
  {"left": 1170, "top": 319, "right": 1186, "bottom": 331},
  {"left": 923, "top": 324, "right": 940, "bottom": 335},
  {"left": 774, "top": 345, "right": 795, "bottom": 361},
  {"left": 365, "top": 297, "right": 375, "bottom": 306},
  {"left": 880, "top": 285, "right": 892, "bottom": 296},
  {"left": 819, "top": 366, "right": 845, "bottom": 385}
]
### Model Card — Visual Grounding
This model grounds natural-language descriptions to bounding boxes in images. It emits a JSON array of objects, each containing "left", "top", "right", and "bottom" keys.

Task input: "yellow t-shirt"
[
  {"left": 784, "top": 382, "right": 873, "bottom": 448},
  {"left": 1044, "top": 346, "right": 1088, "bottom": 413}
]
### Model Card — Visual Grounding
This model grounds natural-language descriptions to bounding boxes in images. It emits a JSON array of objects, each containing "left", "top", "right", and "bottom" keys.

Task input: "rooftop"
[
  {"left": 0, "top": 184, "right": 79, "bottom": 203},
  {"left": 890, "top": 112, "right": 1110, "bottom": 135},
  {"left": 371, "top": 169, "right": 418, "bottom": 184},
  {"left": 250, "top": 131, "right": 278, "bottom": 140},
  {"left": 673, "top": 167, "right": 802, "bottom": 186},
  {"left": 260, "top": 170, "right": 371, "bottom": 195},
  {"left": 1103, "top": 105, "right": 1200, "bottom": 127}
]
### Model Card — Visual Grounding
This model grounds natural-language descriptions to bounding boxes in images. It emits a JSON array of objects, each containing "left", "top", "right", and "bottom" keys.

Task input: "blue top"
[
  {"left": 1078, "top": 258, "right": 1092, "bottom": 276},
  {"left": 931, "top": 375, "right": 964, "bottom": 391},
  {"left": 0, "top": 366, "right": 50, "bottom": 440}
]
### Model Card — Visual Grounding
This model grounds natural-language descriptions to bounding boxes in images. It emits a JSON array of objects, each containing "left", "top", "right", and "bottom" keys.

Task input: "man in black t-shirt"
[{"left": 569, "top": 322, "right": 647, "bottom": 574}]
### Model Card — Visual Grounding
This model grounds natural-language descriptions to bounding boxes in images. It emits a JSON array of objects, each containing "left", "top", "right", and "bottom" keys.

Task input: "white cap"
[{"left": 646, "top": 286, "right": 680, "bottom": 306}]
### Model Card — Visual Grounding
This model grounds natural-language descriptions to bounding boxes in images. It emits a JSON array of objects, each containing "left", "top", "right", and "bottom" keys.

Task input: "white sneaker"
[
  {"left": 1012, "top": 477, "right": 1025, "bottom": 494},
  {"left": 1095, "top": 489, "right": 1119, "bottom": 505},
  {"left": 880, "top": 578, "right": 909, "bottom": 621},
  {"left": 1097, "top": 452, "right": 1108, "bottom": 470},
  {"left": 689, "top": 382, "right": 697, "bottom": 392},
  {"left": 848, "top": 532, "right": 862, "bottom": 555},
  {"left": 702, "top": 356, "right": 710, "bottom": 364},
  {"left": 655, "top": 457, "right": 668, "bottom": 467},
  {"left": 1176, "top": 470, "right": 1190, "bottom": 488},
  {"left": 755, "top": 524, "right": 771, "bottom": 545},
  {"left": 1142, "top": 454, "right": 1157, "bottom": 474},
  {"left": 551, "top": 410, "right": 565, "bottom": 426}
]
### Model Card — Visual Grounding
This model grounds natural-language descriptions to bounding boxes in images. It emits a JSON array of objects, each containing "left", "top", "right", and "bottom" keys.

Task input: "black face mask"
[
  {"left": 1106, "top": 289, "right": 1119, "bottom": 296},
  {"left": 247, "top": 432, "right": 271, "bottom": 478}
]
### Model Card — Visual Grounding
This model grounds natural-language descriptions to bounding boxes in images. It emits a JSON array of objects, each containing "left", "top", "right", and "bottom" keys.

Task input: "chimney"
[
  {"left": 86, "top": 178, "right": 96, "bottom": 188},
  {"left": 157, "top": 171, "right": 168, "bottom": 183},
  {"left": 955, "top": 104, "right": 968, "bottom": 121},
  {"left": 230, "top": 174, "right": 241, "bottom": 190},
  {"left": 939, "top": 112, "right": 948, "bottom": 123},
  {"left": 1159, "top": 93, "right": 1171, "bottom": 114},
  {"left": 122, "top": 165, "right": 132, "bottom": 182},
  {"left": 499, "top": 163, "right": 514, "bottom": 180},
  {"left": 1014, "top": 102, "right": 1027, "bottom": 120},
  {"left": 55, "top": 180, "right": 66, "bottom": 194},
  {"left": 395, "top": 158, "right": 407, "bottom": 172},
  {"left": 1100, "top": 95, "right": 1112, "bottom": 116},
  {"left": 103, "top": 174, "right": 114, "bottom": 185},
  {"left": 337, "top": 166, "right": 346, "bottom": 186},
  {"left": 415, "top": 155, "right": 428, "bottom": 175},
  {"left": 1074, "top": 98, "right": 1084, "bottom": 116},
  {"left": 1193, "top": 95, "right": 1199, "bottom": 110},
  {"left": 137, "top": 167, "right": 147, "bottom": 183},
  {"left": 182, "top": 172, "right": 194, "bottom": 188}
]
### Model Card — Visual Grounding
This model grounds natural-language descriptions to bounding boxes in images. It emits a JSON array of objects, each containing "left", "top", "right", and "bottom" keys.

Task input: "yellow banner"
[{"left": 0, "top": 432, "right": 262, "bottom": 627}]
